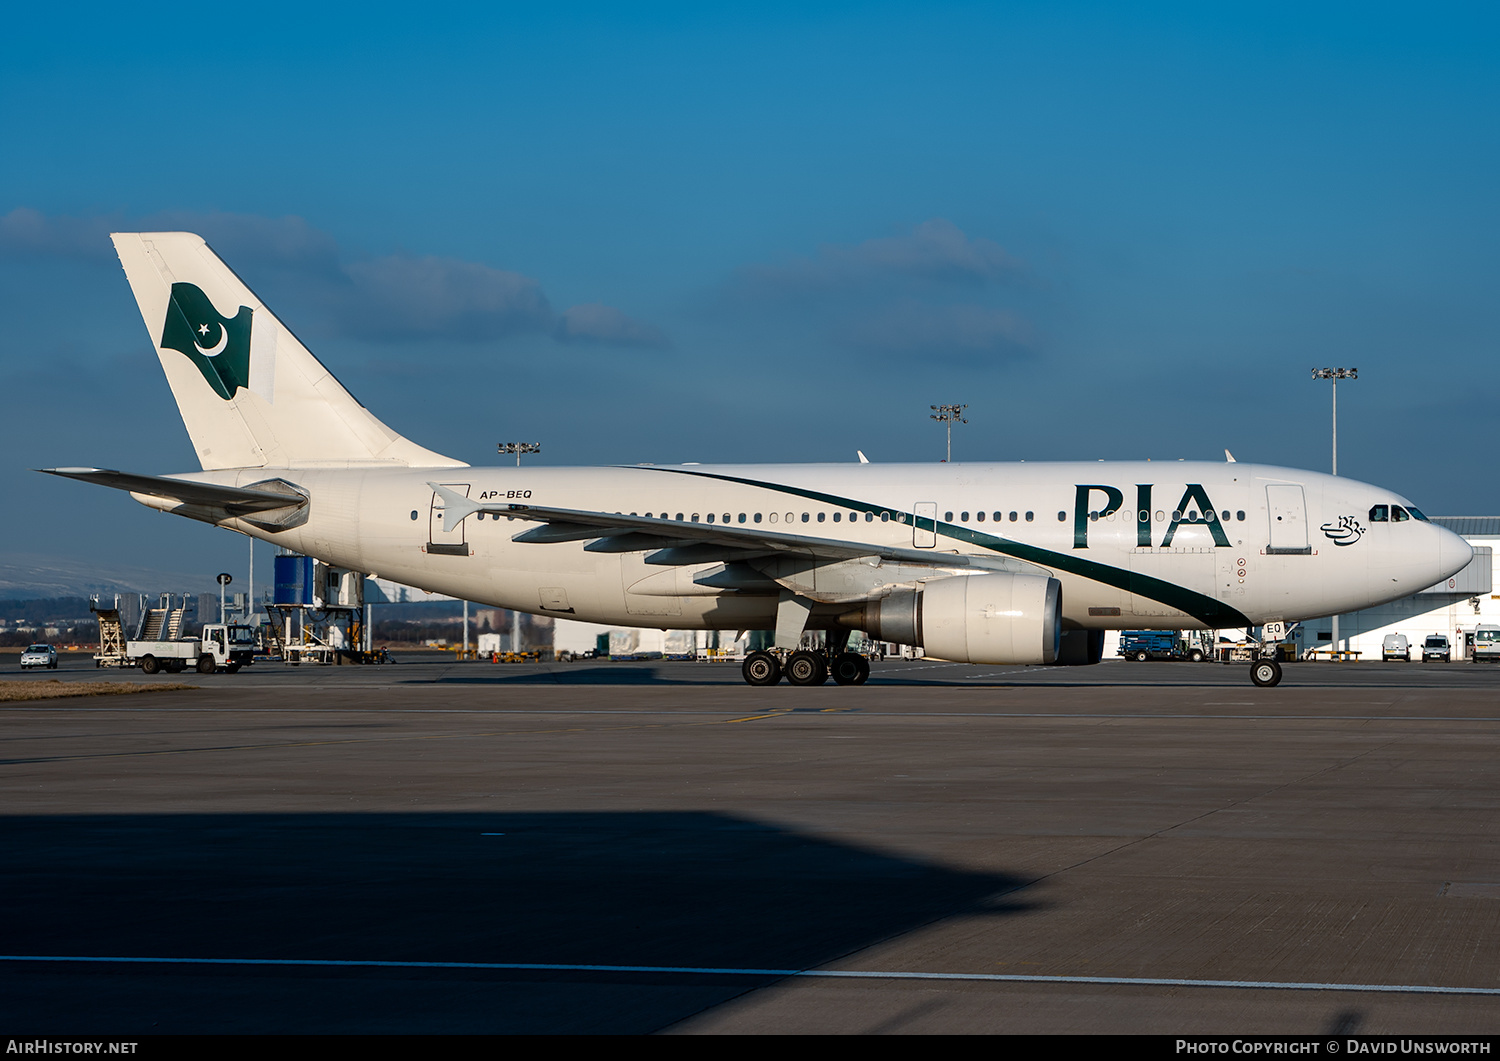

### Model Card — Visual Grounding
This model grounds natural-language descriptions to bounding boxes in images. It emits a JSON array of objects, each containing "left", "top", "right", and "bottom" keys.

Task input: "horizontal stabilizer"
[{"left": 40, "top": 467, "right": 309, "bottom": 514}]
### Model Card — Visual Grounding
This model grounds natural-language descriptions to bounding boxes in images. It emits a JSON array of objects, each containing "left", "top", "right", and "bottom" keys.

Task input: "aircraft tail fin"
[{"left": 110, "top": 232, "right": 466, "bottom": 471}]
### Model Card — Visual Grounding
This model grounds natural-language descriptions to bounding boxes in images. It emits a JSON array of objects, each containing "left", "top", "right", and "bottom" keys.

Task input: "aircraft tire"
[
  {"left": 742, "top": 651, "right": 782, "bottom": 686},
  {"left": 1250, "top": 659, "right": 1282, "bottom": 687},
  {"left": 785, "top": 650, "right": 828, "bottom": 686},
  {"left": 831, "top": 652, "right": 869, "bottom": 686},
  {"left": 139, "top": 656, "right": 159, "bottom": 675}
]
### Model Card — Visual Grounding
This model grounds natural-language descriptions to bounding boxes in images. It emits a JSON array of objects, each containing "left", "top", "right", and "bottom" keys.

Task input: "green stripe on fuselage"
[{"left": 642, "top": 466, "right": 1251, "bottom": 628}]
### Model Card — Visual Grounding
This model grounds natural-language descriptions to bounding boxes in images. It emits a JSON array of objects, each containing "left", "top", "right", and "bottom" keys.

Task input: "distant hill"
[{"left": 0, "top": 553, "right": 217, "bottom": 600}]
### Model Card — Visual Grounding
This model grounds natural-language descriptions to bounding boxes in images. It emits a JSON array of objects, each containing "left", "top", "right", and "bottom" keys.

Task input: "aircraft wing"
[
  {"left": 428, "top": 482, "right": 1045, "bottom": 574},
  {"left": 39, "top": 467, "right": 309, "bottom": 515}
]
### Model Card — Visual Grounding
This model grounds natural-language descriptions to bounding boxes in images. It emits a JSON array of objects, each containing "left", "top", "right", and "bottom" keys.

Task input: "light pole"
[
  {"left": 1310, "top": 367, "right": 1356, "bottom": 476},
  {"left": 216, "top": 572, "right": 232, "bottom": 625},
  {"left": 497, "top": 442, "right": 541, "bottom": 467},
  {"left": 1311, "top": 367, "right": 1357, "bottom": 657},
  {"left": 930, "top": 404, "right": 968, "bottom": 462}
]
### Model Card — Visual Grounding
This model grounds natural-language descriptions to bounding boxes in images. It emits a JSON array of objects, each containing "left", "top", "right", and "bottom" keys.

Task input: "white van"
[{"left": 1382, "top": 634, "right": 1410, "bottom": 661}]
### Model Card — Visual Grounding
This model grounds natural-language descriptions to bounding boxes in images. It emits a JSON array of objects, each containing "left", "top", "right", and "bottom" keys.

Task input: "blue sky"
[{"left": 2, "top": 2, "right": 1497, "bottom": 587}]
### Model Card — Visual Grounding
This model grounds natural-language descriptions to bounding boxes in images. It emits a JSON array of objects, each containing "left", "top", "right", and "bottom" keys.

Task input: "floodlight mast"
[
  {"left": 497, "top": 442, "right": 541, "bottom": 467},
  {"left": 1310, "top": 367, "right": 1357, "bottom": 658},
  {"left": 1310, "top": 368, "right": 1356, "bottom": 476},
  {"left": 930, "top": 404, "right": 968, "bottom": 462}
]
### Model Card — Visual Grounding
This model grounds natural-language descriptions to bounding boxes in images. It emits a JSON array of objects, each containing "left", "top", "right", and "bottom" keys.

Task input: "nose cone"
[{"left": 1437, "top": 526, "right": 1474, "bottom": 583}]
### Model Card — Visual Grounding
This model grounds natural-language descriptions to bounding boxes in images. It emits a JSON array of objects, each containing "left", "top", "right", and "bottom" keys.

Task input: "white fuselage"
[{"left": 170, "top": 459, "right": 1470, "bottom": 633}]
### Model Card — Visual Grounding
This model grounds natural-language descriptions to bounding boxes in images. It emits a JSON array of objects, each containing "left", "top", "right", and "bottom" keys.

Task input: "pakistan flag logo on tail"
[{"left": 159, "top": 283, "right": 252, "bottom": 400}]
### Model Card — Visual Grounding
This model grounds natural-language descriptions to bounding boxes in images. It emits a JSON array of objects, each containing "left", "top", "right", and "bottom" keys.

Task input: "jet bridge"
[{"left": 268, "top": 554, "right": 378, "bottom": 664}]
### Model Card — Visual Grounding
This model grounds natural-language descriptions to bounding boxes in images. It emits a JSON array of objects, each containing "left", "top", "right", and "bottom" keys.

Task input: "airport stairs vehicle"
[
  {"left": 90, "top": 601, "right": 127, "bottom": 667},
  {"left": 136, "top": 606, "right": 186, "bottom": 642}
]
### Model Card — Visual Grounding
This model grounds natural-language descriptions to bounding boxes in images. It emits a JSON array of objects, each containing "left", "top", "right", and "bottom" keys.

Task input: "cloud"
[
  {"left": 338, "top": 255, "right": 554, "bottom": 341},
  {"left": 737, "top": 218, "right": 1024, "bottom": 298},
  {"left": 0, "top": 206, "right": 667, "bottom": 349},
  {"left": 0, "top": 207, "right": 117, "bottom": 260},
  {"left": 722, "top": 219, "right": 1037, "bottom": 362},
  {"left": 556, "top": 303, "right": 671, "bottom": 349},
  {"left": 835, "top": 301, "right": 1031, "bottom": 364}
]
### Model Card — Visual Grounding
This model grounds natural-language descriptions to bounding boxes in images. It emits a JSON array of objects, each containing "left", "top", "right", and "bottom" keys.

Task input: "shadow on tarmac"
[{"left": 0, "top": 811, "right": 1033, "bottom": 1033}]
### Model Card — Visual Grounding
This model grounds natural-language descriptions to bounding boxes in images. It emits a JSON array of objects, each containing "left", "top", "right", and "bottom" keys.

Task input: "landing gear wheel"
[
  {"left": 742, "top": 651, "right": 782, "bottom": 686},
  {"left": 785, "top": 651, "right": 828, "bottom": 686},
  {"left": 1250, "top": 658, "right": 1282, "bottom": 687},
  {"left": 139, "top": 656, "right": 159, "bottom": 675},
  {"left": 830, "top": 652, "right": 870, "bottom": 686},
  {"left": 196, "top": 655, "right": 217, "bottom": 675}
]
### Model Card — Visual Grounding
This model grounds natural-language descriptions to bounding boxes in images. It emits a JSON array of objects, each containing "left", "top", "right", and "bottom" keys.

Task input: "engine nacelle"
[{"left": 840, "top": 573, "right": 1062, "bottom": 665}]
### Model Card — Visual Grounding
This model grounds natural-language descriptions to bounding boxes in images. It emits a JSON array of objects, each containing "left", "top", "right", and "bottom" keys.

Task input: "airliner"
[{"left": 42, "top": 233, "right": 1473, "bottom": 688}]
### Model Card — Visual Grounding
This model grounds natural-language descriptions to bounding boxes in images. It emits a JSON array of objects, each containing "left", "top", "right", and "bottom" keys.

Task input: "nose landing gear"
[{"left": 1250, "top": 658, "right": 1283, "bottom": 687}]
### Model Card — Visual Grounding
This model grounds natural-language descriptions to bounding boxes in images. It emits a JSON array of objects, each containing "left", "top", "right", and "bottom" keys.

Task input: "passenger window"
[
  {"left": 768, "top": 512, "right": 777, "bottom": 523},
  {"left": 1057, "top": 511, "right": 1066, "bottom": 521},
  {"left": 1236, "top": 511, "right": 1245, "bottom": 521},
  {"left": 961, "top": 511, "right": 969, "bottom": 522},
  {"left": 817, "top": 512, "right": 825, "bottom": 522},
  {"left": 832, "top": 512, "right": 841, "bottom": 522},
  {"left": 1025, "top": 512, "right": 1033, "bottom": 521},
  {"left": 706, "top": 513, "right": 715, "bottom": 523},
  {"left": 1009, "top": 511, "right": 1018, "bottom": 521},
  {"left": 945, "top": 511, "right": 953, "bottom": 522},
  {"left": 880, "top": 512, "right": 890, "bottom": 522},
  {"left": 738, "top": 513, "right": 746, "bottom": 524},
  {"left": 801, "top": 513, "right": 810, "bottom": 522},
  {"left": 976, "top": 511, "right": 985, "bottom": 522},
  {"left": 754, "top": 513, "right": 762, "bottom": 523},
  {"left": 675, "top": 513, "right": 684, "bottom": 521},
  {"left": 692, "top": 513, "right": 700, "bottom": 522},
  {"left": 1369, "top": 505, "right": 1389, "bottom": 522}
]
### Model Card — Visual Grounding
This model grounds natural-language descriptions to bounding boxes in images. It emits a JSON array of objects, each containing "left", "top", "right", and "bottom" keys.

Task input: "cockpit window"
[
  {"left": 1369, "top": 505, "right": 1388, "bottom": 522},
  {"left": 1407, "top": 506, "right": 1428, "bottom": 521},
  {"left": 1392, "top": 505, "right": 1410, "bottom": 522}
]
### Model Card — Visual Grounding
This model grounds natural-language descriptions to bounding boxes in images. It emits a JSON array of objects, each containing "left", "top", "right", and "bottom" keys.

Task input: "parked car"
[
  {"left": 20, "top": 644, "right": 58, "bottom": 669},
  {"left": 1382, "top": 633, "right": 1410, "bottom": 661},
  {"left": 1422, "top": 635, "right": 1451, "bottom": 662}
]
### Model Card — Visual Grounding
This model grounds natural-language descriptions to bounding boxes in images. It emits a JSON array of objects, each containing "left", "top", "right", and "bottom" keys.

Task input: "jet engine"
[{"left": 839, "top": 572, "right": 1062, "bottom": 665}]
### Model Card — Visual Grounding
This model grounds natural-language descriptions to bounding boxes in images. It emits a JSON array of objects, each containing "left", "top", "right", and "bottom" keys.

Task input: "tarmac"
[{"left": 2, "top": 652, "right": 1499, "bottom": 1034}]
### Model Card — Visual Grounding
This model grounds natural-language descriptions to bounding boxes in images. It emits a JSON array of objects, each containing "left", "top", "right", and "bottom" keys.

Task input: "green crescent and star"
[{"left": 158, "top": 282, "right": 253, "bottom": 400}]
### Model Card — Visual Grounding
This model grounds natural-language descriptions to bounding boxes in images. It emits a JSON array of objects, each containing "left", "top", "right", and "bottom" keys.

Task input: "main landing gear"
[{"left": 741, "top": 649, "right": 870, "bottom": 687}]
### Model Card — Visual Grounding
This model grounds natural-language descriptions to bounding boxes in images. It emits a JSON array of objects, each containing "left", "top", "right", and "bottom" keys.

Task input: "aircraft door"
[
  {"left": 914, "top": 503, "right": 937, "bottom": 548},
  {"left": 428, "top": 483, "right": 473, "bottom": 556},
  {"left": 1266, "top": 485, "right": 1311, "bottom": 555}
]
